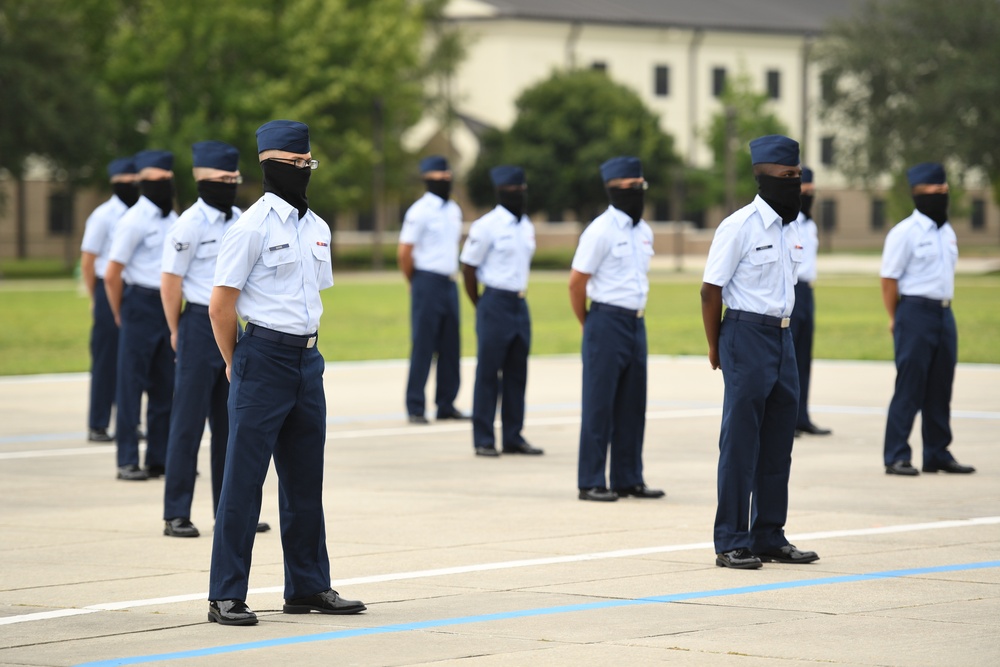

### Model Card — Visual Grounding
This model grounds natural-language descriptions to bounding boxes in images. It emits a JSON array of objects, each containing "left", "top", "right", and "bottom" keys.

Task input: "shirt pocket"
[
  {"left": 261, "top": 243, "right": 299, "bottom": 294},
  {"left": 310, "top": 241, "right": 332, "bottom": 287},
  {"left": 748, "top": 246, "right": 779, "bottom": 287},
  {"left": 611, "top": 242, "right": 632, "bottom": 264},
  {"left": 142, "top": 231, "right": 162, "bottom": 250},
  {"left": 789, "top": 246, "right": 804, "bottom": 265},
  {"left": 195, "top": 239, "right": 220, "bottom": 260}
]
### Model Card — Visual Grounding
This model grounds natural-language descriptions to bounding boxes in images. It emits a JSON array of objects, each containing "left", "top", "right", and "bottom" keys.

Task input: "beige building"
[{"left": 406, "top": 0, "right": 997, "bottom": 249}]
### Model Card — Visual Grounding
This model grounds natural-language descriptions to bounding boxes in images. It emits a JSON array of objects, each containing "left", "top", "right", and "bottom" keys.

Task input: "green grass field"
[{"left": 0, "top": 271, "right": 997, "bottom": 376}]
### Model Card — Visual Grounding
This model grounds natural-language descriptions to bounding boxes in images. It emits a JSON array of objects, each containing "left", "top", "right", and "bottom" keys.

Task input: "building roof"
[{"left": 446, "top": 0, "right": 859, "bottom": 35}]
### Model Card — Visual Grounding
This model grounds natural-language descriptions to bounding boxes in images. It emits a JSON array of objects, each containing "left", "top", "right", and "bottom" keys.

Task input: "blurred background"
[{"left": 2, "top": 0, "right": 1000, "bottom": 274}]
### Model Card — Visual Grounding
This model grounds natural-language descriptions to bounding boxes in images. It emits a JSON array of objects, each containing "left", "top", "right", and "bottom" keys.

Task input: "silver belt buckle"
[
  {"left": 306, "top": 336, "right": 317, "bottom": 348},
  {"left": 636, "top": 309, "right": 645, "bottom": 318},
  {"left": 517, "top": 291, "right": 526, "bottom": 298},
  {"left": 780, "top": 317, "right": 791, "bottom": 328},
  {"left": 941, "top": 299, "right": 951, "bottom": 308}
]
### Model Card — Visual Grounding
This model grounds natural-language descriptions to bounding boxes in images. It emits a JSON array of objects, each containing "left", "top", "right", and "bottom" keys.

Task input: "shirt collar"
[
  {"left": 493, "top": 204, "right": 520, "bottom": 224},
  {"left": 912, "top": 209, "right": 944, "bottom": 231},
  {"left": 753, "top": 194, "right": 782, "bottom": 229},
  {"left": 607, "top": 206, "right": 633, "bottom": 228},
  {"left": 134, "top": 195, "right": 168, "bottom": 219},
  {"left": 195, "top": 198, "right": 228, "bottom": 223},
  {"left": 263, "top": 192, "right": 300, "bottom": 224}
]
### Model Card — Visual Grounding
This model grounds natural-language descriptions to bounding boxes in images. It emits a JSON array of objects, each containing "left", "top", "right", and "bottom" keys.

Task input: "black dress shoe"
[
  {"left": 117, "top": 464, "right": 149, "bottom": 481},
  {"left": 283, "top": 589, "right": 366, "bottom": 615},
  {"left": 922, "top": 460, "right": 976, "bottom": 474},
  {"left": 716, "top": 548, "right": 762, "bottom": 569},
  {"left": 256, "top": 522, "right": 271, "bottom": 533},
  {"left": 88, "top": 428, "right": 114, "bottom": 442},
  {"left": 885, "top": 460, "right": 919, "bottom": 476},
  {"left": 408, "top": 414, "right": 429, "bottom": 425},
  {"left": 208, "top": 599, "right": 258, "bottom": 626},
  {"left": 474, "top": 446, "right": 500, "bottom": 457},
  {"left": 502, "top": 441, "right": 544, "bottom": 455},
  {"left": 613, "top": 484, "right": 665, "bottom": 499},
  {"left": 164, "top": 518, "right": 200, "bottom": 538},
  {"left": 578, "top": 487, "right": 618, "bottom": 502},
  {"left": 755, "top": 544, "right": 819, "bottom": 564},
  {"left": 145, "top": 464, "right": 165, "bottom": 479},
  {"left": 436, "top": 408, "right": 470, "bottom": 420},
  {"left": 797, "top": 423, "right": 832, "bottom": 436}
]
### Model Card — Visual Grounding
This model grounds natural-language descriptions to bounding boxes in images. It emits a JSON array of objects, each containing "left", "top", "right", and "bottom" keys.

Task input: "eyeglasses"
[
  {"left": 207, "top": 175, "right": 243, "bottom": 185},
  {"left": 267, "top": 157, "right": 319, "bottom": 170}
]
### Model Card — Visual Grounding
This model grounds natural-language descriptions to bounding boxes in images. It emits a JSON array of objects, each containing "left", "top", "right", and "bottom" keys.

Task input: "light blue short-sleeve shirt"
[
  {"left": 161, "top": 199, "right": 241, "bottom": 306},
  {"left": 214, "top": 193, "right": 333, "bottom": 336},
  {"left": 80, "top": 195, "right": 129, "bottom": 279},
  {"left": 880, "top": 210, "right": 957, "bottom": 300},
  {"left": 459, "top": 205, "right": 535, "bottom": 292},
  {"left": 108, "top": 196, "right": 178, "bottom": 289},
  {"left": 703, "top": 195, "right": 803, "bottom": 318},
  {"left": 795, "top": 213, "right": 819, "bottom": 284},
  {"left": 399, "top": 192, "right": 462, "bottom": 275},
  {"left": 571, "top": 206, "right": 654, "bottom": 310}
]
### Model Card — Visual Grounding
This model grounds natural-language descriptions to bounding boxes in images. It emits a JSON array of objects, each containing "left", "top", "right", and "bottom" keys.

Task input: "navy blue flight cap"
[
  {"left": 256, "top": 120, "right": 310, "bottom": 154},
  {"left": 134, "top": 149, "right": 174, "bottom": 172},
  {"left": 490, "top": 165, "right": 526, "bottom": 187},
  {"left": 749, "top": 135, "right": 799, "bottom": 166},
  {"left": 107, "top": 157, "right": 136, "bottom": 178},
  {"left": 801, "top": 166, "right": 814, "bottom": 184},
  {"left": 420, "top": 155, "right": 449, "bottom": 173},
  {"left": 192, "top": 141, "right": 239, "bottom": 172},
  {"left": 907, "top": 162, "right": 946, "bottom": 187},
  {"left": 600, "top": 156, "right": 642, "bottom": 182}
]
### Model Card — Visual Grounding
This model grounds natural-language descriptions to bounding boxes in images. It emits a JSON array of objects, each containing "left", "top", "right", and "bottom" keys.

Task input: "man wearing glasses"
[
  {"left": 570, "top": 156, "right": 663, "bottom": 502},
  {"left": 206, "top": 120, "right": 365, "bottom": 625},
  {"left": 160, "top": 140, "right": 269, "bottom": 539}
]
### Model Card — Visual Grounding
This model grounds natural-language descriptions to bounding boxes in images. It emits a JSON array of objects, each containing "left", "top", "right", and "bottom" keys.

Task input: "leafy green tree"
[
  {"left": 693, "top": 71, "right": 789, "bottom": 212},
  {"left": 467, "top": 69, "right": 678, "bottom": 222},
  {"left": 817, "top": 0, "right": 1000, "bottom": 198}
]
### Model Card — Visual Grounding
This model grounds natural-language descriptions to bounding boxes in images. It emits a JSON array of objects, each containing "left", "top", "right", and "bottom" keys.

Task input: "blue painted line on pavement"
[{"left": 74, "top": 560, "right": 1000, "bottom": 667}]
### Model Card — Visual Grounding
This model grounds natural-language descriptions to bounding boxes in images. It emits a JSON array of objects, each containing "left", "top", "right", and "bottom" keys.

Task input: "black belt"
[
  {"left": 724, "top": 309, "right": 790, "bottom": 328},
  {"left": 185, "top": 303, "right": 209, "bottom": 315},
  {"left": 590, "top": 302, "right": 645, "bottom": 318},
  {"left": 484, "top": 286, "right": 526, "bottom": 299},
  {"left": 128, "top": 284, "right": 160, "bottom": 297},
  {"left": 245, "top": 322, "right": 317, "bottom": 349},
  {"left": 901, "top": 295, "right": 951, "bottom": 309},
  {"left": 413, "top": 269, "right": 454, "bottom": 282}
]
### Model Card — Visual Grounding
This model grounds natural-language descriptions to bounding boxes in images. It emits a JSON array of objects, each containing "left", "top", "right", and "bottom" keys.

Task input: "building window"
[
  {"left": 654, "top": 65, "right": 670, "bottom": 97},
  {"left": 48, "top": 191, "right": 73, "bottom": 236},
  {"left": 820, "top": 136, "right": 835, "bottom": 166},
  {"left": 971, "top": 198, "right": 986, "bottom": 230},
  {"left": 871, "top": 198, "right": 886, "bottom": 230},
  {"left": 766, "top": 70, "right": 781, "bottom": 99},
  {"left": 820, "top": 199, "right": 837, "bottom": 232},
  {"left": 712, "top": 67, "right": 727, "bottom": 97},
  {"left": 591, "top": 61, "right": 607, "bottom": 72}
]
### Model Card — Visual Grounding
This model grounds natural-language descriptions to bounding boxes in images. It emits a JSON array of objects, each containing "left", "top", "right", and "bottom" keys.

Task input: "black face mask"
[
  {"left": 756, "top": 175, "right": 801, "bottom": 224},
  {"left": 913, "top": 192, "right": 949, "bottom": 227},
  {"left": 608, "top": 187, "right": 645, "bottom": 225},
  {"left": 497, "top": 189, "right": 527, "bottom": 220},
  {"left": 799, "top": 193, "right": 815, "bottom": 221},
  {"left": 425, "top": 179, "right": 451, "bottom": 202},
  {"left": 261, "top": 160, "right": 310, "bottom": 218},
  {"left": 112, "top": 182, "right": 140, "bottom": 208},
  {"left": 141, "top": 179, "right": 175, "bottom": 217},
  {"left": 198, "top": 180, "right": 238, "bottom": 220}
]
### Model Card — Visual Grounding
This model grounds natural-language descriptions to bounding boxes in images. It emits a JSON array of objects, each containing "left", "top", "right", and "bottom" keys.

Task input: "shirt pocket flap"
[
  {"left": 195, "top": 239, "right": 220, "bottom": 259},
  {"left": 311, "top": 242, "right": 331, "bottom": 262},
  {"left": 749, "top": 247, "right": 779, "bottom": 265},
  {"left": 262, "top": 245, "right": 297, "bottom": 268},
  {"left": 611, "top": 242, "right": 632, "bottom": 258}
]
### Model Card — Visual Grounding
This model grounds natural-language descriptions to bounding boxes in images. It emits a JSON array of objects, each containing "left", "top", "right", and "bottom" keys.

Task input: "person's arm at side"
[
  {"left": 81, "top": 252, "right": 97, "bottom": 302},
  {"left": 160, "top": 273, "right": 184, "bottom": 351},
  {"left": 568, "top": 269, "right": 590, "bottom": 328},
  {"left": 397, "top": 243, "right": 415, "bottom": 283},
  {"left": 700, "top": 282, "right": 724, "bottom": 370},
  {"left": 461, "top": 263, "right": 479, "bottom": 306},
  {"left": 881, "top": 277, "right": 899, "bottom": 334},
  {"left": 209, "top": 286, "right": 241, "bottom": 381},
  {"left": 104, "top": 261, "right": 125, "bottom": 326}
]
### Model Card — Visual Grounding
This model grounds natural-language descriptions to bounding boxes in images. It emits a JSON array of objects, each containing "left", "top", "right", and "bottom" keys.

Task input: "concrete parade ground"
[{"left": 0, "top": 354, "right": 997, "bottom": 666}]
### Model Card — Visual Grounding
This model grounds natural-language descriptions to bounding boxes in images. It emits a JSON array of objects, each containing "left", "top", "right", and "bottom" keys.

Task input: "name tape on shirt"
[
  {"left": 200, "top": 239, "right": 216, "bottom": 246},
  {"left": 268, "top": 243, "right": 290, "bottom": 251},
  {"left": 754, "top": 244, "right": 773, "bottom": 251}
]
